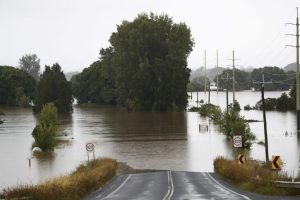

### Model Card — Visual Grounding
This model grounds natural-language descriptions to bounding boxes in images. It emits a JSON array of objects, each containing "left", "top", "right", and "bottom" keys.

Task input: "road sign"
[
  {"left": 86, "top": 143, "right": 95, "bottom": 152},
  {"left": 233, "top": 136, "right": 242, "bottom": 148},
  {"left": 272, "top": 155, "right": 281, "bottom": 170},
  {"left": 238, "top": 154, "right": 245, "bottom": 164}
]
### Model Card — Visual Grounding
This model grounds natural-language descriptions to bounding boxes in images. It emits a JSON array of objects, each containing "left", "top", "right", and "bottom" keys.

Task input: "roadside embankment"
[
  {"left": 1, "top": 158, "right": 117, "bottom": 200},
  {"left": 214, "top": 156, "right": 300, "bottom": 196}
]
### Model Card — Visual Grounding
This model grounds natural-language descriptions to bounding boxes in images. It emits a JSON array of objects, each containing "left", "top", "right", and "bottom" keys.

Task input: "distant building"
[{"left": 209, "top": 82, "right": 218, "bottom": 91}]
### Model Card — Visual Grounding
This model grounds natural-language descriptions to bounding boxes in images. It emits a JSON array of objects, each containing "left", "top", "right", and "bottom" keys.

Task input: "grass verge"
[
  {"left": 214, "top": 156, "right": 300, "bottom": 195},
  {"left": 1, "top": 158, "right": 117, "bottom": 200}
]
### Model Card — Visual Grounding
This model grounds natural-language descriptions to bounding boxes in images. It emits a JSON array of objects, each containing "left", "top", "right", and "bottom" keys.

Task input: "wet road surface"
[{"left": 85, "top": 171, "right": 252, "bottom": 200}]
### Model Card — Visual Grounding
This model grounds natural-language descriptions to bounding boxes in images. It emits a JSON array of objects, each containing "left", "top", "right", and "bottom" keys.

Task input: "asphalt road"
[{"left": 85, "top": 171, "right": 299, "bottom": 200}]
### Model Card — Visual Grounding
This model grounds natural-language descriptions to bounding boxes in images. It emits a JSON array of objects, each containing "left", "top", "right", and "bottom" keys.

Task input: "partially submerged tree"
[
  {"left": 72, "top": 13, "right": 194, "bottom": 111},
  {"left": 34, "top": 63, "right": 73, "bottom": 113},
  {"left": 0, "top": 66, "right": 36, "bottom": 106},
  {"left": 32, "top": 103, "right": 58, "bottom": 151},
  {"left": 19, "top": 54, "right": 40, "bottom": 81}
]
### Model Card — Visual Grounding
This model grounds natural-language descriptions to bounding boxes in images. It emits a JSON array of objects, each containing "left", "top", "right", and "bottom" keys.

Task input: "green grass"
[
  {"left": 214, "top": 156, "right": 300, "bottom": 195},
  {"left": 1, "top": 158, "right": 117, "bottom": 200}
]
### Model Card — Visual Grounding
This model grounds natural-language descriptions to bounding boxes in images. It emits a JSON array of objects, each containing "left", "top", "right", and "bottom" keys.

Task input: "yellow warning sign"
[
  {"left": 238, "top": 154, "right": 245, "bottom": 165},
  {"left": 272, "top": 156, "right": 281, "bottom": 170}
]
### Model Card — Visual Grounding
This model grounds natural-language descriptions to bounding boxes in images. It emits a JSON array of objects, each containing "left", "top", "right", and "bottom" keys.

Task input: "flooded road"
[{"left": 0, "top": 91, "right": 299, "bottom": 190}]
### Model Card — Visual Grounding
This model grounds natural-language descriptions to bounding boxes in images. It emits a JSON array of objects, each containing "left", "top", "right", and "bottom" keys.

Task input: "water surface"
[{"left": 0, "top": 91, "right": 299, "bottom": 189}]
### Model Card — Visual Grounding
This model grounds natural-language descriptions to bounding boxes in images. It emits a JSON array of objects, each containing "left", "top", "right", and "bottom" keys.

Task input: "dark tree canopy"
[
  {"left": 213, "top": 66, "right": 295, "bottom": 91},
  {"left": 215, "top": 69, "right": 250, "bottom": 91},
  {"left": 72, "top": 47, "right": 116, "bottom": 105},
  {"left": 73, "top": 13, "right": 194, "bottom": 111},
  {"left": 250, "top": 66, "right": 293, "bottom": 91},
  {"left": 19, "top": 54, "right": 40, "bottom": 81},
  {"left": 34, "top": 63, "right": 73, "bottom": 113},
  {"left": 0, "top": 66, "right": 36, "bottom": 106}
]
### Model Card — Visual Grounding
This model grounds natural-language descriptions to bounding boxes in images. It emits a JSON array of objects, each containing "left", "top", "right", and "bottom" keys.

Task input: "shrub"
[
  {"left": 214, "top": 157, "right": 299, "bottom": 195},
  {"left": 32, "top": 103, "right": 58, "bottom": 151},
  {"left": 229, "top": 100, "right": 241, "bottom": 111},
  {"left": 198, "top": 103, "right": 222, "bottom": 123},
  {"left": 244, "top": 104, "right": 252, "bottom": 110},
  {"left": 220, "top": 109, "right": 256, "bottom": 149},
  {"left": 1, "top": 158, "right": 117, "bottom": 200}
]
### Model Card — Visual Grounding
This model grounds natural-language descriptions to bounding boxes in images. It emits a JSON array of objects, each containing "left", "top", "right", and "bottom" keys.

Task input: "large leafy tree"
[
  {"left": 110, "top": 13, "right": 194, "bottom": 111},
  {"left": 19, "top": 54, "right": 40, "bottom": 80},
  {"left": 0, "top": 66, "right": 36, "bottom": 106},
  {"left": 72, "top": 13, "right": 193, "bottom": 111},
  {"left": 72, "top": 47, "right": 116, "bottom": 104},
  {"left": 34, "top": 63, "right": 73, "bottom": 113}
]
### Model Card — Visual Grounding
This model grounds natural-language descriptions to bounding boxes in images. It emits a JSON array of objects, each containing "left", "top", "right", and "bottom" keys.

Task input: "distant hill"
[
  {"left": 65, "top": 71, "right": 79, "bottom": 81},
  {"left": 284, "top": 63, "right": 296, "bottom": 72},
  {"left": 190, "top": 66, "right": 225, "bottom": 81}
]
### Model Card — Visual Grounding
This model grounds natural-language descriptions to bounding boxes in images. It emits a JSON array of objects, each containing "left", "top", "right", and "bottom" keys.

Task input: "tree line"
[
  {"left": 0, "top": 13, "right": 193, "bottom": 112},
  {"left": 188, "top": 66, "right": 295, "bottom": 91},
  {"left": 0, "top": 61, "right": 73, "bottom": 114}
]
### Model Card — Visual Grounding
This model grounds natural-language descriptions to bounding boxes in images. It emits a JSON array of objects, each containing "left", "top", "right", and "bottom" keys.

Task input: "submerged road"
[{"left": 85, "top": 171, "right": 254, "bottom": 200}]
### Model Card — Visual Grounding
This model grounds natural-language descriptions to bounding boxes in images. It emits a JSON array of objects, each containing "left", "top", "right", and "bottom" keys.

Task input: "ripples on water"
[{"left": 0, "top": 91, "right": 299, "bottom": 189}]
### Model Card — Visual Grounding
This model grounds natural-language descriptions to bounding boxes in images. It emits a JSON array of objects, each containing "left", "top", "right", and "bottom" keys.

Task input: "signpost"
[
  {"left": 86, "top": 143, "right": 95, "bottom": 162},
  {"left": 238, "top": 154, "right": 245, "bottom": 165},
  {"left": 272, "top": 155, "right": 281, "bottom": 170},
  {"left": 233, "top": 136, "right": 242, "bottom": 148}
]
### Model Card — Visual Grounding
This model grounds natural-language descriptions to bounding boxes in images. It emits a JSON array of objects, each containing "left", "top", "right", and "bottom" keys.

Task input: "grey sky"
[{"left": 0, "top": 0, "right": 299, "bottom": 72}]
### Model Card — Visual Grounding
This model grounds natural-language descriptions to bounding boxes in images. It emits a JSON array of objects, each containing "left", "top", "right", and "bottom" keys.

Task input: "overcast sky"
[{"left": 0, "top": 0, "right": 299, "bottom": 72}]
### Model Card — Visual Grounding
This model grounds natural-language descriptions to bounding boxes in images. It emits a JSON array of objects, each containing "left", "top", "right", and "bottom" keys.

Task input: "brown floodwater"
[{"left": 0, "top": 91, "right": 299, "bottom": 190}]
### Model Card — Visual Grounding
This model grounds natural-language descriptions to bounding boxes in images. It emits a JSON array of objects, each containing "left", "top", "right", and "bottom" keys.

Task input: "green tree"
[
  {"left": 0, "top": 66, "right": 36, "bottom": 106},
  {"left": 220, "top": 109, "right": 256, "bottom": 149},
  {"left": 187, "top": 76, "right": 210, "bottom": 92},
  {"left": 110, "top": 13, "right": 193, "bottom": 111},
  {"left": 19, "top": 54, "right": 40, "bottom": 80},
  {"left": 215, "top": 69, "right": 250, "bottom": 91},
  {"left": 32, "top": 103, "right": 58, "bottom": 151},
  {"left": 72, "top": 13, "right": 193, "bottom": 111},
  {"left": 35, "top": 63, "right": 73, "bottom": 113},
  {"left": 72, "top": 48, "right": 116, "bottom": 104},
  {"left": 250, "top": 67, "right": 292, "bottom": 91}
]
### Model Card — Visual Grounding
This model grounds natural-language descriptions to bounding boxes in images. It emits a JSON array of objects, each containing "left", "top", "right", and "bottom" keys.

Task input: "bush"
[
  {"left": 244, "top": 104, "right": 252, "bottom": 110},
  {"left": 188, "top": 106, "right": 201, "bottom": 112},
  {"left": 220, "top": 109, "right": 256, "bottom": 149},
  {"left": 228, "top": 100, "right": 241, "bottom": 111},
  {"left": 214, "top": 157, "right": 300, "bottom": 195},
  {"left": 32, "top": 103, "right": 58, "bottom": 151},
  {"left": 199, "top": 103, "right": 256, "bottom": 149},
  {"left": 1, "top": 158, "right": 117, "bottom": 200},
  {"left": 198, "top": 104, "right": 222, "bottom": 123}
]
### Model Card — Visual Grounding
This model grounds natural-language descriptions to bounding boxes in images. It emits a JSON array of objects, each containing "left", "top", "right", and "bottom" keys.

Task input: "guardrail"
[{"left": 275, "top": 181, "right": 300, "bottom": 188}]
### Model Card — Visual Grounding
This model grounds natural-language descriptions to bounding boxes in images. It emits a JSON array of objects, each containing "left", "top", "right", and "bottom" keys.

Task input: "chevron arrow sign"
[
  {"left": 272, "top": 155, "right": 281, "bottom": 170},
  {"left": 238, "top": 154, "right": 245, "bottom": 165}
]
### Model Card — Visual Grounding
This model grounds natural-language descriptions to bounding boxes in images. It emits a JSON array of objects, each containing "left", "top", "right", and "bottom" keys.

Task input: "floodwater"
[{"left": 0, "top": 91, "right": 299, "bottom": 190}]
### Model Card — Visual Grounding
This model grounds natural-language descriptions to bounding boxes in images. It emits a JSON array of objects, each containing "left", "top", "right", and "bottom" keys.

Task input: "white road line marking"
[
  {"left": 205, "top": 172, "right": 252, "bottom": 200},
  {"left": 97, "top": 174, "right": 132, "bottom": 199},
  {"left": 168, "top": 171, "right": 174, "bottom": 200},
  {"left": 163, "top": 171, "right": 174, "bottom": 200},
  {"left": 162, "top": 171, "right": 171, "bottom": 200}
]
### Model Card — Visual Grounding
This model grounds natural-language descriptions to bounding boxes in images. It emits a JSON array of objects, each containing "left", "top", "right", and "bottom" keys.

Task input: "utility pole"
[
  {"left": 222, "top": 72, "right": 232, "bottom": 113},
  {"left": 208, "top": 79, "right": 211, "bottom": 104},
  {"left": 227, "top": 51, "right": 239, "bottom": 103},
  {"left": 232, "top": 50, "right": 236, "bottom": 103},
  {"left": 204, "top": 50, "right": 207, "bottom": 99},
  {"left": 286, "top": 7, "right": 300, "bottom": 132},
  {"left": 253, "top": 73, "right": 272, "bottom": 162},
  {"left": 216, "top": 50, "right": 219, "bottom": 93}
]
